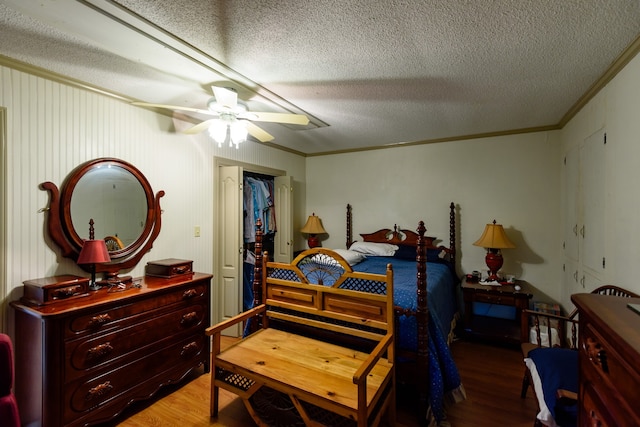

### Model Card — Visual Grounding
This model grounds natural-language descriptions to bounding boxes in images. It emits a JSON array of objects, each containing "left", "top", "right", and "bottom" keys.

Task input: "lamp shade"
[
  {"left": 301, "top": 213, "right": 326, "bottom": 248},
  {"left": 473, "top": 220, "right": 515, "bottom": 249},
  {"left": 77, "top": 239, "right": 111, "bottom": 265},
  {"left": 300, "top": 214, "right": 327, "bottom": 235}
]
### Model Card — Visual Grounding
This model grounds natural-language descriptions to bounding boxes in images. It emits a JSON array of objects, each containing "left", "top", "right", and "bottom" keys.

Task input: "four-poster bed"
[{"left": 248, "top": 202, "right": 464, "bottom": 425}]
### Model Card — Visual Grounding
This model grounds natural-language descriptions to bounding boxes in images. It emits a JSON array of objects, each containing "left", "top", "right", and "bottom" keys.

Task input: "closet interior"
[{"left": 242, "top": 171, "right": 276, "bottom": 311}]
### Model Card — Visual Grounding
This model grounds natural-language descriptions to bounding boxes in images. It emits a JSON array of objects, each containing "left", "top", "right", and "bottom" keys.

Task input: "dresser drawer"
[
  {"left": 65, "top": 302, "right": 207, "bottom": 381},
  {"left": 65, "top": 282, "right": 208, "bottom": 338},
  {"left": 63, "top": 333, "right": 207, "bottom": 424},
  {"left": 473, "top": 293, "right": 515, "bottom": 306},
  {"left": 580, "top": 380, "right": 617, "bottom": 427},
  {"left": 581, "top": 322, "right": 640, "bottom": 421}
]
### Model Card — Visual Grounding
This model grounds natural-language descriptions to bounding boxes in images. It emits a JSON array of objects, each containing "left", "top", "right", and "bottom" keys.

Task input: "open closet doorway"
[{"left": 214, "top": 159, "right": 293, "bottom": 336}]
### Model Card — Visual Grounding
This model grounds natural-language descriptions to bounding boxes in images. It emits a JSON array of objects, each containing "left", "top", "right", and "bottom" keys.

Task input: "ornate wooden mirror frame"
[{"left": 41, "top": 157, "right": 164, "bottom": 280}]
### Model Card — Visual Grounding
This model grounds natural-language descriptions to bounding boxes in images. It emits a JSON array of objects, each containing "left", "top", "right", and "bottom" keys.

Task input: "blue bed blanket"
[
  {"left": 294, "top": 252, "right": 464, "bottom": 424},
  {"left": 352, "top": 256, "right": 458, "bottom": 351},
  {"left": 352, "top": 256, "right": 465, "bottom": 425}
]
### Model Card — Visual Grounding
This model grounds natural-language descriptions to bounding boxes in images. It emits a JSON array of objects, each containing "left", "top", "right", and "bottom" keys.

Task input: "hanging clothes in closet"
[
  {"left": 242, "top": 173, "right": 276, "bottom": 311},
  {"left": 243, "top": 175, "right": 277, "bottom": 243}
]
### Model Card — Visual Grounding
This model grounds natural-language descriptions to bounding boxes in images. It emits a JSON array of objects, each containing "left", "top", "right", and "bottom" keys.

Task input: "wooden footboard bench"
[{"left": 206, "top": 248, "right": 396, "bottom": 427}]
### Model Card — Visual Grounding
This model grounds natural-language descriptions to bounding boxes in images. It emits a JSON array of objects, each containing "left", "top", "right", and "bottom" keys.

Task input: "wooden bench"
[{"left": 206, "top": 248, "right": 396, "bottom": 427}]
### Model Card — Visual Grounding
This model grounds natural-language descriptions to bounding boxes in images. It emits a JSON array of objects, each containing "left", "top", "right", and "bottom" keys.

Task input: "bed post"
[
  {"left": 250, "top": 219, "right": 264, "bottom": 333},
  {"left": 416, "top": 220, "right": 429, "bottom": 419},
  {"left": 449, "top": 202, "right": 456, "bottom": 267},
  {"left": 346, "top": 204, "right": 353, "bottom": 248}
]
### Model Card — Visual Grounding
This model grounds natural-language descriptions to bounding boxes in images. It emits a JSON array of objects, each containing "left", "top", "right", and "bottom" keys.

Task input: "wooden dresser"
[
  {"left": 11, "top": 272, "right": 212, "bottom": 427},
  {"left": 571, "top": 293, "right": 640, "bottom": 427}
]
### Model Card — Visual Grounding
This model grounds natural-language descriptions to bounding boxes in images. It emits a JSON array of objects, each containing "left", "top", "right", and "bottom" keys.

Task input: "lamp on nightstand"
[
  {"left": 473, "top": 220, "right": 515, "bottom": 282},
  {"left": 300, "top": 213, "right": 327, "bottom": 248},
  {"left": 77, "top": 219, "right": 111, "bottom": 290}
]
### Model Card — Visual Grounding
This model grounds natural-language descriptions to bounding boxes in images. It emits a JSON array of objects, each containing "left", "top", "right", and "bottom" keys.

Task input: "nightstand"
[{"left": 461, "top": 278, "right": 533, "bottom": 345}]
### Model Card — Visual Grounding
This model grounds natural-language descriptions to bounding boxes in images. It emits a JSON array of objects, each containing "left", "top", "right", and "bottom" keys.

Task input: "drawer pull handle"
[
  {"left": 183, "top": 289, "right": 198, "bottom": 299},
  {"left": 589, "top": 409, "right": 603, "bottom": 426},
  {"left": 86, "top": 342, "right": 114, "bottom": 361},
  {"left": 181, "top": 311, "right": 198, "bottom": 327},
  {"left": 52, "top": 285, "right": 81, "bottom": 299},
  {"left": 181, "top": 341, "right": 199, "bottom": 358},
  {"left": 597, "top": 350, "right": 608, "bottom": 373},
  {"left": 88, "top": 314, "right": 112, "bottom": 328},
  {"left": 585, "top": 337, "right": 609, "bottom": 374},
  {"left": 86, "top": 381, "right": 113, "bottom": 401}
]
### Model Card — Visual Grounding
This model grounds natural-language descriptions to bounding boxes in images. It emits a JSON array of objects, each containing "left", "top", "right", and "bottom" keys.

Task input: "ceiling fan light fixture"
[
  {"left": 208, "top": 119, "right": 248, "bottom": 149},
  {"left": 133, "top": 85, "right": 306, "bottom": 144},
  {"left": 208, "top": 120, "right": 228, "bottom": 147},
  {"left": 230, "top": 121, "right": 248, "bottom": 149}
]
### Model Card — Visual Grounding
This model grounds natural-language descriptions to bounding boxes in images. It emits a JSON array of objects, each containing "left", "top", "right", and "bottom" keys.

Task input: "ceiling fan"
[{"left": 132, "top": 86, "right": 309, "bottom": 146}]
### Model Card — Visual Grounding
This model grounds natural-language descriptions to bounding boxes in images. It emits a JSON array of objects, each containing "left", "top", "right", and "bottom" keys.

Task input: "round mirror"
[
  {"left": 70, "top": 165, "right": 147, "bottom": 255},
  {"left": 41, "top": 158, "right": 164, "bottom": 278}
]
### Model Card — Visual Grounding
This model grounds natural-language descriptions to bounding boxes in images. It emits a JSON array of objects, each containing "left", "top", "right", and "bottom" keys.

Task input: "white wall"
[
  {"left": 559, "top": 52, "right": 640, "bottom": 306},
  {"left": 0, "top": 65, "right": 306, "bottom": 331},
  {"left": 306, "top": 131, "right": 564, "bottom": 304}
]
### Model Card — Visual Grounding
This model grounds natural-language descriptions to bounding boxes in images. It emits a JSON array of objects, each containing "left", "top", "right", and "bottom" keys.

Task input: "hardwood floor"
[{"left": 112, "top": 339, "right": 539, "bottom": 426}]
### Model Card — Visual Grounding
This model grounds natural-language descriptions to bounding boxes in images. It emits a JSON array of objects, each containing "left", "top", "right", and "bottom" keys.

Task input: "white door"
[
  {"left": 218, "top": 166, "right": 243, "bottom": 336},
  {"left": 273, "top": 175, "right": 293, "bottom": 263},
  {"left": 581, "top": 129, "right": 605, "bottom": 275}
]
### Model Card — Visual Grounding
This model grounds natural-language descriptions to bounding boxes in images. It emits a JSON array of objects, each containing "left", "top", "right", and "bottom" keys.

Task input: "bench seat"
[
  {"left": 216, "top": 328, "right": 393, "bottom": 417},
  {"left": 207, "top": 248, "right": 396, "bottom": 427}
]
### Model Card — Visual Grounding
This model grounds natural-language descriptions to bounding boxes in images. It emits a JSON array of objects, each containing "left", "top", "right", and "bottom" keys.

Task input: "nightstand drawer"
[
  {"left": 461, "top": 278, "right": 532, "bottom": 345},
  {"left": 474, "top": 293, "right": 515, "bottom": 306}
]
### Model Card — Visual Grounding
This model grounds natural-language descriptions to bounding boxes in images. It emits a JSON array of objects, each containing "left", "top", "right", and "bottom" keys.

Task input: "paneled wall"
[{"left": 0, "top": 65, "right": 306, "bottom": 331}]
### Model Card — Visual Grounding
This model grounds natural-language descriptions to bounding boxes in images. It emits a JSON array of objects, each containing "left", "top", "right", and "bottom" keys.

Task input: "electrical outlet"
[{"left": 194, "top": 226, "right": 201, "bottom": 237}]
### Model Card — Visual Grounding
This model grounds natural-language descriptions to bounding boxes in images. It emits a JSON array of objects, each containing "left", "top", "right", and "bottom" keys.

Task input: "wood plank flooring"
[{"left": 112, "top": 339, "right": 540, "bottom": 426}]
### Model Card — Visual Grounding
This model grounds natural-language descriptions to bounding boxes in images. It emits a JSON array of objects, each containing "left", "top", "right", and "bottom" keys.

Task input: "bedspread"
[
  {"left": 352, "top": 257, "right": 457, "bottom": 351},
  {"left": 352, "top": 256, "right": 464, "bottom": 425}
]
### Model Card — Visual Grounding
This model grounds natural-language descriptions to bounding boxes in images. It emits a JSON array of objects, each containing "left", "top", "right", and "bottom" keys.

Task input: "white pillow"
[
  {"left": 349, "top": 241, "right": 399, "bottom": 256},
  {"left": 332, "top": 249, "right": 366, "bottom": 266}
]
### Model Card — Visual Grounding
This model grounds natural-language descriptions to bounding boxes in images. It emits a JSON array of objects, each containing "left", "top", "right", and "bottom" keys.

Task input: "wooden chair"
[
  {"left": 104, "top": 235, "right": 124, "bottom": 251},
  {"left": 520, "top": 285, "right": 639, "bottom": 426}
]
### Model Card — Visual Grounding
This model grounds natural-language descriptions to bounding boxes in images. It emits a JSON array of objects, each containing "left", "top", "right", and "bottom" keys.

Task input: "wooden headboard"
[
  {"left": 359, "top": 226, "right": 435, "bottom": 247},
  {"left": 346, "top": 202, "right": 457, "bottom": 261}
]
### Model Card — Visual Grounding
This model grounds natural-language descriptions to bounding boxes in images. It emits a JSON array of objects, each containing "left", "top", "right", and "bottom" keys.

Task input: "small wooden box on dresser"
[
  {"left": 572, "top": 293, "right": 640, "bottom": 427},
  {"left": 11, "top": 272, "right": 212, "bottom": 427}
]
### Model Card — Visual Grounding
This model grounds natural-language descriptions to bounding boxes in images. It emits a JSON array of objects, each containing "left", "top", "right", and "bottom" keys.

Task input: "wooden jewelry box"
[
  {"left": 145, "top": 258, "right": 193, "bottom": 278},
  {"left": 22, "top": 275, "right": 90, "bottom": 306}
]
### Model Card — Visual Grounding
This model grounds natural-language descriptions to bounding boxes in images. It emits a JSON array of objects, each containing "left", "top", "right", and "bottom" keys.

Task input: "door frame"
[
  {"left": 212, "top": 158, "right": 286, "bottom": 329},
  {"left": 0, "top": 108, "right": 6, "bottom": 332}
]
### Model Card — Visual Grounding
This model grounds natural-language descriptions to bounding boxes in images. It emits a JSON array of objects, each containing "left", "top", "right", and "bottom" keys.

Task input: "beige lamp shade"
[
  {"left": 301, "top": 213, "right": 326, "bottom": 248},
  {"left": 300, "top": 214, "right": 327, "bottom": 235},
  {"left": 473, "top": 220, "right": 515, "bottom": 249}
]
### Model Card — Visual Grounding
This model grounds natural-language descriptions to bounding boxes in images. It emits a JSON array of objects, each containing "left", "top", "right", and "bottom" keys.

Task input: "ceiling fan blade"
[
  {"left": 131, "top": 101, "right": 217, "bottom": 116},
  {"left": 183, "top": 119, "right": 218, "bottom": 134},
  {"left": 212, "top": 86, "right": 238, "bottom": 109},
  {"left": 245, "top": 122, "right": 274, "bottom": 142},
  {"left": 242, "top": 111, "right": 309, "bottom": 126}
]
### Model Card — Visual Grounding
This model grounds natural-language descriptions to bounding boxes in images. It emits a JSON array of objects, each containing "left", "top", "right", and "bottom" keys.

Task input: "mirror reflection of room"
[{"left": 71, "top": 165, "right": 147, "bottom": 249}]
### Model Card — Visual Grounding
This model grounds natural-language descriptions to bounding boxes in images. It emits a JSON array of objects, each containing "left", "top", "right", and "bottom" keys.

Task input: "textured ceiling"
[{"left": 1, "top": 0, "right": 640, "bottom": 155}]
